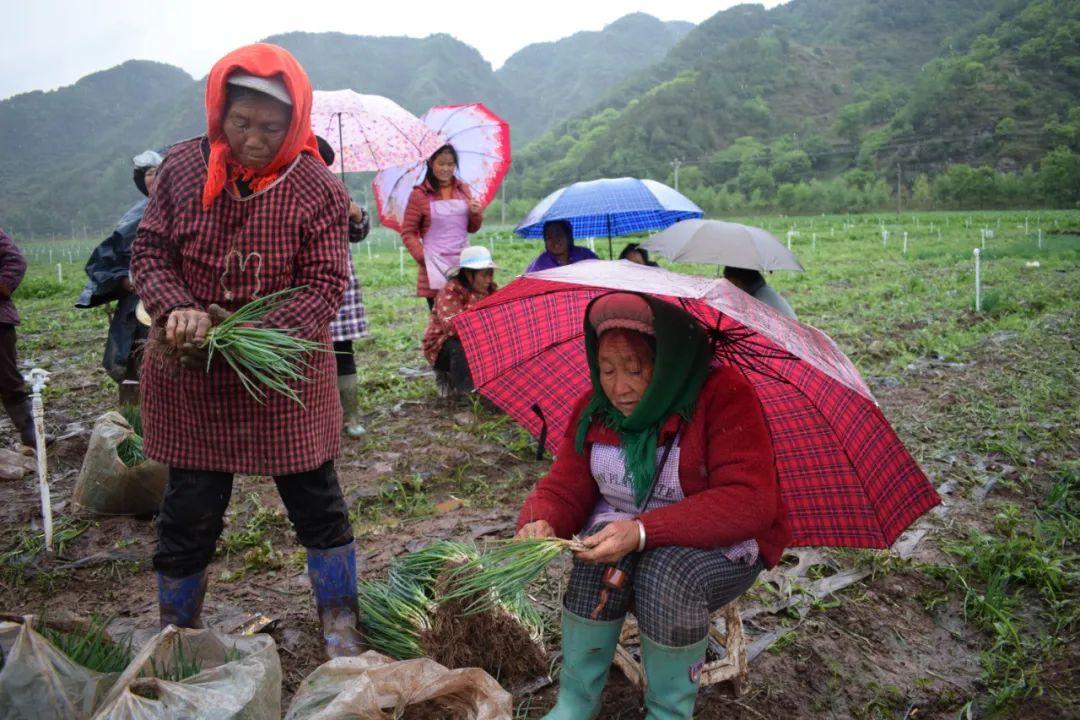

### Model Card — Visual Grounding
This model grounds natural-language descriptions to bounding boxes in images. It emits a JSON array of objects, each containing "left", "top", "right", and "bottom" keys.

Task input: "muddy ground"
[
  {"left": 1, "top": 333, "right": 1067, "bottom": 719},
  {"left": 2, "top": 220, "right": 1077, "bottom": 718}
]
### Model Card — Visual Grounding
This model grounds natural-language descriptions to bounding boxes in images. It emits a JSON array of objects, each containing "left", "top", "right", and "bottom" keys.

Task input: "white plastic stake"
[
  {"left": 1025, "top": 217, "right": 1029, "bottom": 235},
  {"left": 366, "top": 242, "right": 372, "bottom": 260},
  {"left": 938, "top": 229, "right": 942, "bottom": 242},
  {"left": 27, "top": 369, "right": 52, "bottom": 551},
  {"left": 903, "top": 232, "right": 908, "bottom": 255},
  {"left": 48, "top": 249, "right": 52, "bottom": 263},
  {"left": 1038, "top": 229, "right": 1043, "bottom": 249},
  {"left": 974, "top": 248, "right": 982, "bottom": 312},
  {"left": 812, "top": 233, "right": 817, "bottom": 249},
  {"left": 787, "top": 231, "right": 792, "bottom": 251},
  {"left": 56, "top": 263, "right": 62, "bottom": 282},
  {"left": 882, "top": 230, "right": 888, "bottom": 247},
  {"left": 399, "top": 247, "right": 404, "bottom": 277}
]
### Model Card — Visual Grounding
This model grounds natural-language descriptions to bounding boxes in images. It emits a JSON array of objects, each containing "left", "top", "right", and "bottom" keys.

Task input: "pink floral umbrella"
[
  {"left": 373, "top": 103, "right": 511, "bottom": 231},
  {"left": 310, "top": 90, "right": 447, "bottom": 175}
]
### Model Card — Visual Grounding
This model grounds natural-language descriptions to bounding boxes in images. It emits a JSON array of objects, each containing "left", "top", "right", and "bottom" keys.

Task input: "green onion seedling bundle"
[
  {"left": 388, "top": 540, "right": 478, "bottom": 602},
  {"left": 149, "top": 636, "right": 203, "bottom": 682},
  {"left": 116, "top": 405, "right": 145, "bottom": 467},
  {"left": 443, "top": 537, "right": 585, "bottom": 614},
  {"left": 202, "top": 287, "right": 330, "bottom": 407},
  {"left": 35, "top": 616, "right": 134, "bottom": 674},
  {"left": 355, "top": 580, "right": 431, "bottom": 660}
]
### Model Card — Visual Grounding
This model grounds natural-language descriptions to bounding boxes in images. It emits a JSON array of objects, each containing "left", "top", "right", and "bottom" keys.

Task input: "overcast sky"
[{"left": 0, "top": 0, "right": 787, "bottom": 100}]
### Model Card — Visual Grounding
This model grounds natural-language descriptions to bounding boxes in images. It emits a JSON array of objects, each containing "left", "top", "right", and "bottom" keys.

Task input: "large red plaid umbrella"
[{"left": 453, "top": 260, "right": 939, "bottom": 548}]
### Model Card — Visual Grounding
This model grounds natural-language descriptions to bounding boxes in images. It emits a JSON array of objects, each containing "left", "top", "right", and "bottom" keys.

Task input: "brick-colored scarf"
[{"left": 202, "top": 43, "right": 319, "bottom": 209}]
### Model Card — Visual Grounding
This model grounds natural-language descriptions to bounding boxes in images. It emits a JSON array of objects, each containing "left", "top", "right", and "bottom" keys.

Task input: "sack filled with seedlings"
[
  {"left": 72, "top": 410, "right": 166, "bottom": 517},
  {"left": 0, "top": 614, "right": 130, "bottom": 719},
  {"left": 285, "top": 651, "right": 512, "bottom": 720},
  {"left": 91, "top": 625, "right": 281, "bottom": 720}
]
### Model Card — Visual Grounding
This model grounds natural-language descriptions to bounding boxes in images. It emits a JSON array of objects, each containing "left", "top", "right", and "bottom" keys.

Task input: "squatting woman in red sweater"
[{"left": 517, "top": 292, "right": 791, "bottom": 720}]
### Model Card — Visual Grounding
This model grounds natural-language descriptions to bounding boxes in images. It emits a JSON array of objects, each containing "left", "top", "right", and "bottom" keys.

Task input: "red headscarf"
[{"left": 202, "top": 43, "right": 319, "bottom": 209}]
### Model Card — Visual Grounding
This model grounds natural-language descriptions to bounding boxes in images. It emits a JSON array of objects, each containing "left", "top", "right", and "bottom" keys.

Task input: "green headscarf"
[{"left": 575, "top": 293, "right": 713, "bottom": 507}]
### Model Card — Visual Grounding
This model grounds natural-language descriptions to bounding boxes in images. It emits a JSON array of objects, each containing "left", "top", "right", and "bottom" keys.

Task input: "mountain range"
[{"left": 2, "top": 0, "right": 1077, "bottom": 236}]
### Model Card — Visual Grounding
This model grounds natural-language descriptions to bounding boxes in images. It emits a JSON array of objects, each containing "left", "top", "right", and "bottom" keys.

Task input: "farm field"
[{"left": 1, "top": 209, "right": 1077, "bottom": 719}]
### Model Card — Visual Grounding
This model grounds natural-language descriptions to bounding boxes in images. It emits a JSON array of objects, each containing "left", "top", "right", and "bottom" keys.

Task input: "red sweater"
[
  {"left": 400, "top": 178, "right": 483, "bottom": 298},
  {"left": 517, "top": 366, "right": 792, "bottom": 568}
]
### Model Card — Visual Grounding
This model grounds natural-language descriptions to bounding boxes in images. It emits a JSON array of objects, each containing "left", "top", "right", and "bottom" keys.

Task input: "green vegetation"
[
  {"left": 442, "top": 538, "right": 579, "bottom": 614},
  {"left": 510, "top": 0, "right": 1079, "bottom": 213},
  {"left": 925, "top": 481, "right": 1077, "bottom": 712},
  {"left": 35, "top": 615, "right": 133, "bottom": 674},
  {"left": 116, "top": 404, "right": 145, "bottom": 467},
  {"left": 355, "top": 578, "right": 432, "bottom": 659},
  {"left": 148, "top": 636, "right": 203, "bottom": 682},
  {"left": 203, "top": 287, "right": 333, "bottom": 406}
]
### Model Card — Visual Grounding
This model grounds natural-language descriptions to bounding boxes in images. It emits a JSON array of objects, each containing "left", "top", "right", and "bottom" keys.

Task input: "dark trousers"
[
  {"left": 154, "top": 460, "right": 353, "bottom": 578},
  {"left": 563, "top": 523, "right": 762, "bottom": 646},
  {"left": 333, "top": 340, "right": 355, "bottom": 377},
  {"left": 434, "top": 337, "right": 474, "bottom": 393},
  {"left": 0, "top": 324, "right": 28, "bottom": 404}
]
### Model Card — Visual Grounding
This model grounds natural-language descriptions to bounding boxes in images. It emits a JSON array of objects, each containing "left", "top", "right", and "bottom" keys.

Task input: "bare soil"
[{"left": 0, "top": 333, "right": 1068, "bottom": 719}]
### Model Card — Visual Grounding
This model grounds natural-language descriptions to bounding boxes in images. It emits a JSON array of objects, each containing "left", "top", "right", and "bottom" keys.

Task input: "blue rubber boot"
[
  {"left": 157, "top": 570, "right": 207, "bottom": 629},
  {"left": 306, "top": 542, "right": 364, "bottom": 658},
  {"left": 641, "top": 632, "right": 710, "bottom": 720},
  {"left": 542, "top": 610, "right": 624, "bottom": 720}
]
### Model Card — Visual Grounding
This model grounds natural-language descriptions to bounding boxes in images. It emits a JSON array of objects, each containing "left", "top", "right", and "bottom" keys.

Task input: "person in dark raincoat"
[{"left": 76, "top": 150, "right": 164, "bottom": 403}]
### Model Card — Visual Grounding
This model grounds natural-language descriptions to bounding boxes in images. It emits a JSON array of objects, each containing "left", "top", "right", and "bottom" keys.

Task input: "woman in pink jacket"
[{"left": 399, "top": 144, "right": 484, "bottom": 309}]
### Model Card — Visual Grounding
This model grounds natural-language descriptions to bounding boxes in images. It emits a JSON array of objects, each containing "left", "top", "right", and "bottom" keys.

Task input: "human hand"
[
  {"left": 574, "top": 520, "right": 641, "bottom": 564},
  {"left": 176, "top": 304, "right": 231, "bottom": 369},
  {"left": 516, "top": 520, "right": 556, "bottom": 539},
  {"left": 348, "top": 202, "right": 363, "bottom": 224},
  {"left": 468, "top": 198, "right": 482, "bottom": 215},
  {"left": 166, "top": 308, "right": 211, "bottom": 348},
  {"left": 120, "top": 277, "right": 133, "bottom": 292}
]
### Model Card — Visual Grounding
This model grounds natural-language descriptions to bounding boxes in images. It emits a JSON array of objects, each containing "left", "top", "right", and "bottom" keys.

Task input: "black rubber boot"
[{"left": 3, "top": 397, "right": 36, "bottom": 448}]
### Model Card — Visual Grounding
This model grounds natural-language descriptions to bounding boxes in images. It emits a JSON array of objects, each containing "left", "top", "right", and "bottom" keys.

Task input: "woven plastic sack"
[
  {"left": 285, "top": 651, "right": 513, "bottom": 720},
  {"left": 0, "top": 615, "right": 121, "bottom": 720},
  {"left": 90, "top": 626, "right": 281, "bottom": 720},
  {"left": 72, "top": 411, "right": 166, "bottom": 517}
]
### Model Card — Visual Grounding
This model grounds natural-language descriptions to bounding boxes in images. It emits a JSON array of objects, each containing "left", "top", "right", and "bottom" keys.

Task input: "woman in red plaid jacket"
[
  {"left": 131, "top": 44, "right": 362, "bottom": 659},
  {"left": 517, "top": 292, "right": 791, "bottom": 720}
]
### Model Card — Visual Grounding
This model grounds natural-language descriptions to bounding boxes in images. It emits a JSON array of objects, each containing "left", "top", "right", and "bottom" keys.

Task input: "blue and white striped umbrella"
[{"left": 514, "top": 177, "right": 703, "bottom": 256}]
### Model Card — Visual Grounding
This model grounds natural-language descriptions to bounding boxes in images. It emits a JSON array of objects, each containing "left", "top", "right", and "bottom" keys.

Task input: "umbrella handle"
[{"left": 531, "top": 403, "right": 547, "bottom": 461}]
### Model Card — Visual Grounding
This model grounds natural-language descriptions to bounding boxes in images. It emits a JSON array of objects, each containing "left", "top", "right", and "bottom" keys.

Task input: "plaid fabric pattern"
[
  {"left": 422, "top": 278, "right": 496, "bottom": 364},
  {"left": 564, "top": 524, "right": 763, "bottom": 646},
  {"left": 454, "top": 273, "right": 940, "bottom": 549},
  {"left": 132, "top": 138, "right": 350, "bottom": 475},
  {"left": 587, "top": 441, "right": 759, "bottom": 564},
  {"left": 330, "top": 261, "right": 368, "bottom": 342},
  {"left": 514, "top": 177, "right": 702, "bottom": 240}
]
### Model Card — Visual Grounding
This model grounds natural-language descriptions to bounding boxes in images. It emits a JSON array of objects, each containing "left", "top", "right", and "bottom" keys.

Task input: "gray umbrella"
[{"left": 641, "top": 219, "right": 804, "bottom": 271}]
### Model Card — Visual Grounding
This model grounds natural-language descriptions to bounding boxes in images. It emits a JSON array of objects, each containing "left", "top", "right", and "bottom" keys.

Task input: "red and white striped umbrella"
[{"left": 373, "top": 103, "right": 511, "bottom": 231}]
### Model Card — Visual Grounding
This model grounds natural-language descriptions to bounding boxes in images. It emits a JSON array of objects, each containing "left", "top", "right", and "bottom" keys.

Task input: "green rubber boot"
[
  {"left": 641, "top": 632, "right": 709, "bottom": 720},
  {"left": 543, "top": 610, "right": 624, "bottom": 720}
]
